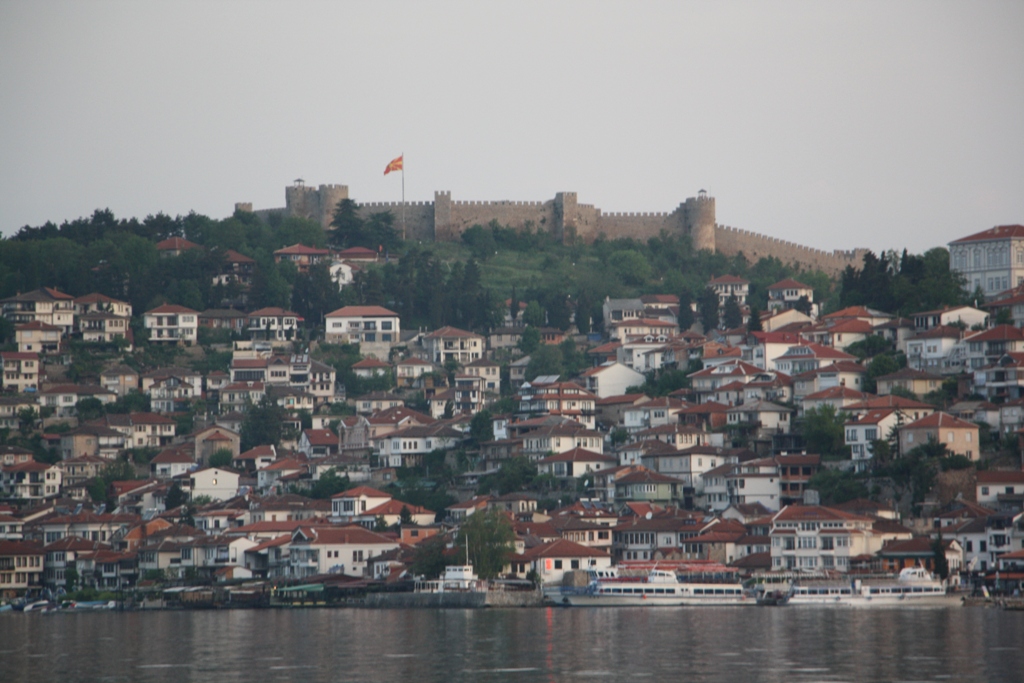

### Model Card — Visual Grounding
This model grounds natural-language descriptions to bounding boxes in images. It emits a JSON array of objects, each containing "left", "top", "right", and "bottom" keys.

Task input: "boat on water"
[
  {"left": 787, "top": 567, "right": 960, "bottom": 607},
  {"left": 414, "top": 564, "right": 488, "bottom": 594},
  {"left": 21, "top": 600, "right": 55, "bottom": 613},
  {"left": 556, "top": 567, "right": 752, "bottom": 607}
]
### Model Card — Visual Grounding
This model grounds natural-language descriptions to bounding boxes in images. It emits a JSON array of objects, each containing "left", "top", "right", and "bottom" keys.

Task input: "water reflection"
[{"left": 0, "top": 607, "right": 1021, "bottom": 682}]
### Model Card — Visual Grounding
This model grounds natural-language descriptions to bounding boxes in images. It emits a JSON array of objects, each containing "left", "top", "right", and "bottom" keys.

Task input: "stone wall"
[
  {"left": 714, "top": 224, "right": 868, "bottom": 277},
  {"left": 241, "top": 183, "right": 866, "bottom": 276}
]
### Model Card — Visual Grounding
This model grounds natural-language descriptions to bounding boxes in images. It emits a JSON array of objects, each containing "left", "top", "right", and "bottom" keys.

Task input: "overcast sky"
[{"left": 1, "top": 1, "right": 1021, "bottom": 255}]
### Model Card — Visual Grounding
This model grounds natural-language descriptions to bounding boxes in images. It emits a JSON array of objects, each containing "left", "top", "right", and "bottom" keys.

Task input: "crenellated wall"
[
  {"left": 239, "top": 183, "right": 865, "bottom": 276},
  {"left": 714, "top": 224, "right": 868, "bottom": 276}
]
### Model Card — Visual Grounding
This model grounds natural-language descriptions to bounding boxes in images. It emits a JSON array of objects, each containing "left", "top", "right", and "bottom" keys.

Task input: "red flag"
[{"left": 384, "top": 155, "right": 403, "bottom": 175}]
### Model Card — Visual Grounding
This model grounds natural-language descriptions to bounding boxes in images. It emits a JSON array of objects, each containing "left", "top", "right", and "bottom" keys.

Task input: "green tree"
[
  {"left": 559, "top": 338, "right": 586, "bottom": 377},
  {"left": 64, "top": 567, "right": 80, "bottom": 591},
  {"left": 519, "top": 326, "right": 540, "bottom": 355},
  {"left": 697, "top": 287, "right": 719, "bottom": 332},
  {"left": 208, "top": 449, "right": 233, "bottom": 468},
  {"left": 806, "top": 469, "right": 869, "bottom": 505},
  {"left": 329, "top": 198, "right": 363, "bottom": 248},
  {"left": 462, "top": 224, "right": 498, "bottom": 261},
  {"left": 292, "top": 261, "right": 342, "bottom": 329},
  {"left": 722, "top": 295, "right": 743, "bottom": 329},
  {"left": 470, "top": 409, "right": 493, "bottom": 445},
  {"left": 525, "top": 344, "right": 563, "bottom": 381},
  {"left": 17, "top": 408, "right": 37, "bottom": 436},
  {"left": 165, "top": 482, "right": 188, "bottom": 510},
  {"left": 747, "top": 305, "right": 763, "bottom": 332},
  {"left": 240, "top": 396, "right": 286, "bottom": 452},
  {"left": 410, "top": 535, "right": 449, "bottom": 579},
  {"left": 794, "top": 295, "right": 813, "bottom": 316},
  {"left": 802, "top": 405, "right": 850, "bottom": 460},
  {"left": 844, "top": 335, "right": 892, "bottom": 360},
  {"left": 523, "top": 301, "right": 545, "bottom": 327},
  {"left": 508, "top": 286, "right": 520, "bottom": 325},
  {"left": 677, "top": 291, "right": 694, "bottom": 331},
  {"left": 75, "top": 397, "right": 106, "bottom": 422},
  {"left": 608, "top": 250, "right": 651, "bottom": 286},
  {"left": 477, "top": 456, "right": 536, "bottom": 495},
  {"left": 864, "top": 353, "right": 903, "bottom": 393},
  {"left": 308, "top": 469, "right": 351, "bottom": 499},
  {"left": 365, "top": 211, "right": 399, "bottom": 251},
  {"left": 932, "top": 532, "right": 950, "bottom": 580},
  {"left": 457, "top": 508, "right": 515, "bottom": 579}
]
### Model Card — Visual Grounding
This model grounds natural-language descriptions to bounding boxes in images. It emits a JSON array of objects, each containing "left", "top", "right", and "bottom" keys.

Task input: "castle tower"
[
  {"left": 318, "top": 184, "right": 349, "bottom": 228},
  {"left": 554, "top": 192, "right": 578, "bottom": 243},
  {"left": 684, "top": 190, "right": 716, "bottom": 252},
  {"left": 434, "top": 191, "right": 452, "bottom": 241},
  {"left": 285, "top": 180, "right": 317, "bottom": 222}
]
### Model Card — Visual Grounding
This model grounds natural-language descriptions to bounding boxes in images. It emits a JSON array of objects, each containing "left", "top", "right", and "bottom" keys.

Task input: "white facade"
[
  {"left": 144, "top": 305, "right": 199, "bottom": 345},
  {"left": 189, "top": 468, "right": 239, "bottom": 502}
]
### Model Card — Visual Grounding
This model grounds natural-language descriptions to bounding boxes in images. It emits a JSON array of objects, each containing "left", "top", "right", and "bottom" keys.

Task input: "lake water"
[{"left": 1, "top": 607, "right": 1022, "bottom": 682}]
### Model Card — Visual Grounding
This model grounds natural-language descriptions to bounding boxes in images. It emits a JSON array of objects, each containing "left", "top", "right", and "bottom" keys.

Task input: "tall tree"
[
  {"left": 677, "top": 291, "right": 695, "bottom": 331},
  {"left": 456, "top": 508, "right": 515, "bottom": 579},
  {"left": 697, "top": 287, "right": 719, "bottom": 332},
  {"left": 292, "top": 261, "right": 342, "bottom": 327},
  {"left": 722, "top": 295, "right": 743, "bottom": 329},
  {"left": 329, "top": 199, "right": 363, "bottom": 248},
  {"left": 240, "top": 396, "right": 287, "bottom": 452}
]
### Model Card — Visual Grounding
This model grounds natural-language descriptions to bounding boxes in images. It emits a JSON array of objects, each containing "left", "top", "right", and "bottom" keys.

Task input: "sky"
[{"left": 1, "top": 1, "right": 1022, "bottom": 255}]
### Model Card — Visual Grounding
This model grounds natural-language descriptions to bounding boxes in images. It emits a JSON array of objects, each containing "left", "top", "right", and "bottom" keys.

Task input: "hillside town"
[{"left": 3, "top": 219, "right": 1024, "bottom": 609}]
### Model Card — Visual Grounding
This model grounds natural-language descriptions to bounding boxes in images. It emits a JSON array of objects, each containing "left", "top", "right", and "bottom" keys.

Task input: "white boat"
[
  {"left": 557, "top": 568, "right": 752, "bottom": 607},
  {"left": 787, "top": 567, "right": 960, "bottom": 607},
  {"left": 415, "top": 564, "right": 487, "bottom": 593},
  {"left": 21, "top": 600, "right": 54, "bottom": 612}
]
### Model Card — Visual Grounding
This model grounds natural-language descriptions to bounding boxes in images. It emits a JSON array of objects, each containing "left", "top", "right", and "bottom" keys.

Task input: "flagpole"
[{"left": 401, "top": 152, "right": 406, "bottom": 241}]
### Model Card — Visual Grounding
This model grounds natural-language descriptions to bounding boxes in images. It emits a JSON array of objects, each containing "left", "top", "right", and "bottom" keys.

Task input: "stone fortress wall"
[{"left": 239, "top": 183, "right": 865, "bottom": 277}]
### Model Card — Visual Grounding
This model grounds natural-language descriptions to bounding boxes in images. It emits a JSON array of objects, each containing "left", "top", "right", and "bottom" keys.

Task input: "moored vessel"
[{"left": 787, "top": 567, "right": 960, "bottom": 607}]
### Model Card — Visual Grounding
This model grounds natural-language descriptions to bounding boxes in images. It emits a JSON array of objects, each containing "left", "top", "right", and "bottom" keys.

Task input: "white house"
[
  {"left": 331, "top": 486, "right": 393, "bottom": 521},
  {"left": 844, "top": 408, "right": 901, "bottom": 472},
  {"left": 288, "top": 525, "right": 399, "bottom": 578},
  {"left": 770, "top": 504, "right": 911, "bottom": 572},
  {"left": 324, "top": 305, "right": 401, "bottom": 353},
  {"left": 189, "top": 467, "right": 240, "bottom": 502},
  {"left": 422, "top": 326, "right": 484, "bottom": 364},
  {"left": 511, "top": 539, "right": 611, "bottom": 585},
  {"left": 144, "top": 304, "right": 199, "bottom": 346},
  {"left": 537, "top": 447, "right": 618, "bottom": 479},
  {"left": 976, "top": 471, "right": 1024, "bottom": 510},
  {"left": 579, "top": 362, "right": 646, "bottom": 399}
]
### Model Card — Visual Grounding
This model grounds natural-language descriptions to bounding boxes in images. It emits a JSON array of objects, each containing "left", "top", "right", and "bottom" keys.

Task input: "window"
[{"left": 553, "top": 560, "right": 562, "bottom": 570}]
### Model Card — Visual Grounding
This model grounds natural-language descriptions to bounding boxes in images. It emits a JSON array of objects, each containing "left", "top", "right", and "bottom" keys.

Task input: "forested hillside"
[{"left": 2, "top": 204, "right": 968, "bottom": 336}]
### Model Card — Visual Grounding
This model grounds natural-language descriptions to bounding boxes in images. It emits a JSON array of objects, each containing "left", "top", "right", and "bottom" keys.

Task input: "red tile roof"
[
  {"left": 145, "top": 303, "right": 199, "bottom": 314},
  {"left": 155, "top": 236, "right": 201, "bottom": 251},
  {"left": 949, "top": 224, "right": 1024, "bottom": 244},
  {"left": 902, "top": 412, "right": 977, "bottom": 430},
  {"left": 325, "top": 305, "right": 399, "bottom": 318},
  {"left": 274, "top": 243, "right": 330, "bottom": 255},
  {"left": 537, "top": 448, "right": 617, "bottom": 464},
  {"left": 768, "top": 278, "right": 811, "bottom": 290},
  {"left": 333, "top": 485, "right": 391, "bottom": 499}
]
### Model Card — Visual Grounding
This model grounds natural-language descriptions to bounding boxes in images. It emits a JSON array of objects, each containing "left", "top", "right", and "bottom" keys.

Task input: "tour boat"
[
  {"left": 557, "top": 568, "right": 752, "bottom": 607},
  {"left": 415, "top": 564, "right": 487, "bottom": 593},
  {"left": 786, "top": 567, "right": 960, "bottom": 607}
]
